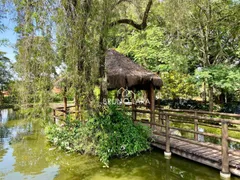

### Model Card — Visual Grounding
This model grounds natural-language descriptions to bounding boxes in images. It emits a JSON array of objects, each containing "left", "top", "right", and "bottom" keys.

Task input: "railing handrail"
[
  {"left": 158, "top": 108, "right": 240, "bottom": 119},
  {"left": 127, "top": 103, "right": 240, "bottom": 118},
  {"left": 133, "top": 108, "right": 240, "bottom": 125},
  {"left": 132, "top": 105, "right": 240, "bottom": 175}
]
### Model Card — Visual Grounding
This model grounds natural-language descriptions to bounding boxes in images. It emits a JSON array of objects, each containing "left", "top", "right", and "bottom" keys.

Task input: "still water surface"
[{"left": 0, "top": 109, "right": 239, "bottom": 180}]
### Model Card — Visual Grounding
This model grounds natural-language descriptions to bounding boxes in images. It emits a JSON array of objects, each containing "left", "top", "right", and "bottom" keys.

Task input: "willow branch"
[
  {"left": 116, "top": 0, "right": 131, "bottom": 5},
  {"left": 110, "top": 0, "right": 153, "bottom": 30}
]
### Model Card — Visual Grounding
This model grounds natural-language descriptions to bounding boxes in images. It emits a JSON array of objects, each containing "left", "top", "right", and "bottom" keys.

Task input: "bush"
[
  {"left": 45, "top": 105, "right": 151, "bottom": 167},
  {"left": 220, "top": 102, "right": 240, "bottom": 114},
  {"left": 51, "top": 93, "right": 62, "bottom": 102},
  {"left": 158, "top": 99, "right": 209, "bottom": 111}
]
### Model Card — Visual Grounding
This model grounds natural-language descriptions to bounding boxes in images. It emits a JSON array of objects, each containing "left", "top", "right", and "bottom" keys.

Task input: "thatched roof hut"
[{"left": 106, "top": 49, "right": 163, "bottom": 90}]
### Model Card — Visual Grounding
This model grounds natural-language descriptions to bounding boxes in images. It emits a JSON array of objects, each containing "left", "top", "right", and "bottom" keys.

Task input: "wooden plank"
[
  {"left": 165, "top": 115, "right": 170, "bottom": 153},
  {"left": 152, "top": 134, "right": 240, "bottom": 177},
  {"left": 228, "top": 137, "right": 240, "bottom": 143},
  {"left": 172, "top": 141, "right": 190, "bottom": 149},
  {"left": 157, "top": 108, "right": 240, "bottom": 119},
  {"left": 138, "top": 106, "right": 240, "bottom": 176},
  {"left": 158, "top": 112, "right": 240, "bottom": 125},
  {"left": 170, "top": 135, "right": 221, "bottom": 151},
  {"left": 221, "top": 121, "right": 230, "bottom": 174}
]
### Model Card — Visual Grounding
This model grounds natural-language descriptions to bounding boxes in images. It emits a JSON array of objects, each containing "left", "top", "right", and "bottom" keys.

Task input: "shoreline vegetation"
[{"left": 45, "top": 105, "right": 151, "bottom": 167}]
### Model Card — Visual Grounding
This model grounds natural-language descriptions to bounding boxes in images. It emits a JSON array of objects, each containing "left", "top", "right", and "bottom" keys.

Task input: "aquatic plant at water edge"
[{"left": 45, "top": 105, "right": 151, "bottom": 166}]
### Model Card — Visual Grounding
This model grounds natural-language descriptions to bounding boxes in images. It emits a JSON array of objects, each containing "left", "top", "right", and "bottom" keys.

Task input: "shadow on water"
[{"left": 0, "top": 109, "right": 240, "bottom": 180}]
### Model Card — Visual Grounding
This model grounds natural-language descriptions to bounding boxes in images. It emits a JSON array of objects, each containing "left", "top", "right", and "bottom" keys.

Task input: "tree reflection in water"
[{"left": 1, "top": 114, "right": 240, "bottom": 180}]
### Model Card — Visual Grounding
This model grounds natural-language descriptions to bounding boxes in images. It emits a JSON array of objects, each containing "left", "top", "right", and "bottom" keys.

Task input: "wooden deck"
[
  {"left": 131, "top": 106, "right": 240, "bottom": 178},
  {"left": 151, "top": 133, "right": 240, "bottom": 177}
]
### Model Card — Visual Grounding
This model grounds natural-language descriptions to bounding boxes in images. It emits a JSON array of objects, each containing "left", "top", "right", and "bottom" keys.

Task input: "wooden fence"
[
  {"left": 130, "top": 105, "right": 240, "bottom": 176},
  {"left": 52, "top": 105, "right": 76, "bottom": 123}
]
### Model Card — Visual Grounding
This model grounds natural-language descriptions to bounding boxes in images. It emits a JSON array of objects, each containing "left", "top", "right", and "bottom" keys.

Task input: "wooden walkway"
[
  {"left": 131, "top": 106, "right": 240, "bottom": 178},
  {"left": 151, "top": 133, "right": 240, "bottom": 177}
]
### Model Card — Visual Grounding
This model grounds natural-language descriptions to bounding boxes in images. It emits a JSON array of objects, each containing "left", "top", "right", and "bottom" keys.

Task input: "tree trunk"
[
  {"left": 219, "top": 89, "right": 225, "bottom": 104},
  {"left": 209, "top": 85, "right": 214, "bottom": 112},
  {"left": 75, "top": 93, "right": 80, "bottom": 120},
  {"left": 203, "top": 81, "right": 207, "bottom": 105},
  {"left": 99, "top": 36, "right": 108, "bottom": 104},
  {"left": 63, "top": 86, "right": 67, "bottom": 116}
]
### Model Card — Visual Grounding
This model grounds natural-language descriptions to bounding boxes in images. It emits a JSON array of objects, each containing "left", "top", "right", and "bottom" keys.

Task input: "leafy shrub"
[
  {"left": 158, "top": 99, "right": 240, "bottom": 114},
  {"left": 158, "top": 99, "right": 209, "bottom": 110},
  {"left": 51, "top": 93, "right": 62, "bottom": 102},
  {"left": 220, "top": 102, "right": 240, "bottom": 114},
  {"left": 45, "top": 105, "right": 151, "bottom": 167}
]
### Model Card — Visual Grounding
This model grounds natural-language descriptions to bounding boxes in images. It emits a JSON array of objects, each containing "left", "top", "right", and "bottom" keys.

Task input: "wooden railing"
[
  {"left": 130, "top": 105, "right": 240, "bottom": 175},
  {"left": 52, "top": 103, "right": 240, "bottom": 175},
  {"left": 52, "top": 105, "right": 76, "bottom": 123}
]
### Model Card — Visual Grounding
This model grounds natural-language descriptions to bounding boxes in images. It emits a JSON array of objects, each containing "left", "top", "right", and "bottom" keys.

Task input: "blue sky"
[{"left": 0, "top": 13, "right": 17, "bottom": 62}]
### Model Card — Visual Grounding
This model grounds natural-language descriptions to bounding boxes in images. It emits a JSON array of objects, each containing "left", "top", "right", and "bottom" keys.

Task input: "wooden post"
[
  {"left": 159, "top": 108, "right": 164, "bottom": 132},
  {"left": 75, "top": 93, "right": 80, "bottom": 120},
  {"left": 121, "top": 88, "right": 124, "bottom": 106},
  {"left": 164, "top": 114, "right": 171, "bottom": 158},
  {"left": 220, "top": 121, "right": 231, "bottom": 178},
  {"left": 63, "top": 87, "right": 67, "bottom": 117},
  {"left": 149, "top": 83, "right": 155, "bottom": 127},
  {"left": 194, "top": 111, "right": 198, "bottom": 141},
  {"left": 132, "top": 89, "right": 136, "bottom": 122},
  {"left": 53, "top": 109, "right": 56, "bottom": 123}
]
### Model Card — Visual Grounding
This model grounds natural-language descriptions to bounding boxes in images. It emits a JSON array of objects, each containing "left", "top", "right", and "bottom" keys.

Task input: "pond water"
[{"left": 0, "top": 109, "right": 240, "bottom": 180}]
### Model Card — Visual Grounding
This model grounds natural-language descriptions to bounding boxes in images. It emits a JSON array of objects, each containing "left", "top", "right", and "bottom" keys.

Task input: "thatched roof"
[{"left": 106, "top": 49, "right": 163, "bottom": 90}]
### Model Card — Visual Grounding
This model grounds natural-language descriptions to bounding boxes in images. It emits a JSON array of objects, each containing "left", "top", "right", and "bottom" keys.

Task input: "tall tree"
[
  {"left": 0, "top": 51, "right": 11, "bottom": 91},
  {"left": 162, "top": 0, "right": 240, "bottom": 111},
  {"left": 13, "top": 0, "right": 56, "bottom": 119},
  {"left": 0, "top": 3, "right": 11, "bottom": 107}
]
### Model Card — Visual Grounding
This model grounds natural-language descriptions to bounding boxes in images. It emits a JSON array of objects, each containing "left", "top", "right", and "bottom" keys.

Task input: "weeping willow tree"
[
  {"left": 13, "top": 0, "right": 57, "bottom": 120},
  {"left": 55, "top": 0, "right": 113, "bottom": 117},
  {"left": 10, "top": 0, "right": 154, "bottom": 120}
]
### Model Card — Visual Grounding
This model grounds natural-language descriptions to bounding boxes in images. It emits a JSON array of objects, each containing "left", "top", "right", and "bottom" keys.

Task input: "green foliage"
[
  {"left": 0, "top": 51, "right": 12, "bottom": 107},
  {"left": 117, "top": 26, "right": 199, "bottom": 100},
  {"left": 163, "top": 0, "right": 240, "bottom": 67},
  {"left": 195, "top": 65, "right": 240, "bottom": 94},
  {"left": 161, "top": 71, "right": 198, "bottom": 100},
  {"left": 14, "top": 36, "right": 56, "bottom": 120},
  {"left": 0, "top": 51, "right": 11, "bottom": 90},
  {"left": 0, "top": 3, "right": 9, "bottom": 46},
  {"left": 45, "top": 105, "right": 151, "bottom": 167},
  {"left": 50, "top": 93, "right": 62, "bottom": 102},
  {"left": 117, "top": 26, "right": 188, "bottom": 73}
]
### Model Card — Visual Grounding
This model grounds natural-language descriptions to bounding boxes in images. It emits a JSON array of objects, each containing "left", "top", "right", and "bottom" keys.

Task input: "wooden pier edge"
[
  {"left": 152, "top": 141, "right": 240, "bottom": 177},
  {"left": 131, "top": 106, "right": 240, "bottom": 178}
]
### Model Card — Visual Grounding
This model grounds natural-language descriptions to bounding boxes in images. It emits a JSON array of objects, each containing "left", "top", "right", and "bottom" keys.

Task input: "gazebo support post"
[
  {"left": 121, "top": 88, "right": 124, "bottom": 106},
  {"left": 132, "top": 88, "right": 136, "bottom": 122},
  {"left": 149, "top": 83, "right": 155, "bottom": 128}
]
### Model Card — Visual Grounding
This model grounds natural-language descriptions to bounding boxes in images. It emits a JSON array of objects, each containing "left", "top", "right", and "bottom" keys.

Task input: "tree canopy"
[{"left": 0, "top": 0, "right": 239, "bottom": 113}]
